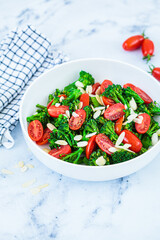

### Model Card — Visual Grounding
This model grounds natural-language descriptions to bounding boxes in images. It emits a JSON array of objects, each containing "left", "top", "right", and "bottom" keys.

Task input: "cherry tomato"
[
  {"left": 102, "top": 96, "right": 115, "bottom": 106},
  {"left": 122, "top": 35, "right": 144, "bottom": 51},
  {"left": 80, "top": 93, "right": 89, "bottom": 107},
  {"left": 96, "top": 134, "right": 114, "bottom": 155},
  {"left": 115, "top": 116, "right": 124, "bottom": 135},
  {"left": 48, "top": 105, "right": 69, "bottom": 118},
  {"left": 86, "top": 135, "right": 97, "bottom": 159},
  {"left": 104, "top": 103, "right": 125, "bottom": 121},
  {"left": 142, "top": 39, "right": 154, "bottom": 61},
  {"left": 69, "top": 109, "right": 86, "bottom": 130},
  {"left": 48, "top": 145, "right": 72, "bottom": 159},
  {"left": 100, "top": 80, "right": 113, "bottom": 94},
  {"left": 135, "top": 113, "right": 151, "bottom": 134},
  {"left": 92, "top": 83, "right": 101, "bottom": 94},
  {"left": 36, "top": 128, "right": 52, "bottom": 145},
  {"left": 47, "top": 99, "right": 54, "bottom": 109},
  {"left": 123, "top": 83, "right": 153, "bottom": 104},
  {"left": 58, "top": 94, "right": 67, "bottom": 98},
  {"left": 151, "top": 67, "right": 160, "bottom": 81},
  {"left": 28, "top": 120, "right": 43, "bottom": 142},
  {"left": 121, "top": 130, "right": 142, "bottom": 153}
]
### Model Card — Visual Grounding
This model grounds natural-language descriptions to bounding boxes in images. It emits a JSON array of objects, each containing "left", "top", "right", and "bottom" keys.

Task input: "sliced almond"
[
  {"left": 85, "top": 132, "right": 97, "bottom": 138},
  {"left": 96, "top": 156, "right": 106, "bottom": 166},
  {"left": 86, "top": 85, "right": 92, "bottom": 94},
  {"left": 96, "top": 95, "right": 103, "bottom": 105},
  {"left": 115, "top": 132, "right": 125, "bottom": 147},
  {"left": 26, "top": 164, "right": 34, "bottom": 169},
  {"left": 55, "top": 103, "right": 61, "bottom": 107},
  {"left": 129, "top": 97, "right": 137, "bottom": 111},
  {"left": 65, "top": 110, "right": 70, "bottom": 118},
  {"left": 74, "top": 135, "right": 83, "bottom": 141},
  {"left": 93, "top": 110, "right": 101, "bottom": 119},
  {"left": 152, "top": 133, "right": 158, "bottom": 146},
  {"left": 89, "top": 94, "right": 96, "bottom": 98},
  {"left": 59, "top": 96, "right": 64, "bottom": 102},
  {"left": 156, "top": 129, "right": 160, "bottom": 136},
  {"left": 47, "top": 123, "right": 56, "bottom": 131},
  {"left": 91, "top": 105, "right": 95, "bottom": 111},
  {"left": 78, "top": 87, "right": 86, "bottom": 94},
  {"left": 31, "top": 187, "right": 40, "bottom": 195},
  {"left": 95, "top": 86, "right": 101, "bottom": 95},
  {"left": 75, "top": 81, "right": 84, "bottom": 88},
  {"left": 43, "top": 148, "right": 50, "bottom": 153},
  {"left": 38, "top": 184, "right": 49, "bottom": 189},
  {"left": 78, "top": 101, "right": 83, "bottom": 109},
  {"left": 21, "top": 166, "right": 28, "bottom": 173},
  {"left": 22, "top": 178, "right": 36, "bottom": 188},
  {"left": 108, "top": 147, "right": 118, "bottom": 153},
  {"left": 72, "top": 112, "right": 79, "bottom": 117},
  {"left": 55, "top": 140, "right": 68, "bottom": 145},
  {"left": 77, "top": 141, "right": 88, "bottom": 147},
  {"left": 18, "top": 161, "right": 24, "bottom": 168},
  {"left": 1, "top": 169, "right": 14, "bottom": 175},
  {"left": 101, "top": 109, "right": 105, "bottom": 115},
  {"left": 94, "top": 106, "right": 105, "bottom": 111}
]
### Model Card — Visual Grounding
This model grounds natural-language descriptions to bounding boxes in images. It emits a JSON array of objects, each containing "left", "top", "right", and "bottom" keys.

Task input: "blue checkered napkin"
[{"left": 0, "top": 25, "right": 67, "bottom": 148}]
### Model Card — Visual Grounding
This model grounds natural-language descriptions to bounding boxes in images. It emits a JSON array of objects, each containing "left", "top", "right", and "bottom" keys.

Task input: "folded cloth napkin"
[{"left": 0, "top": 25, "right": 67, "bottom": 148}]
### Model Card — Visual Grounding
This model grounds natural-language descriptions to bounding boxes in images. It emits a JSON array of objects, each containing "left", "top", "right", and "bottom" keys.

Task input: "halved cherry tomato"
[
  {"left": 92, "top": 83, "right": 101, "bottom": 94},
  {"left": 96, "top": 134, "right": 114, "bottom": 155},
  {"left": 104, "top": 103, "right": 125, "bottom": 121},
  {"left": 102, "top": 96, "right": 115, "bottom": 106},
  {"left": 48, "top": 105, "right": 69, "bottom": 118},
  {"left": 151, "top": 67, "right": 160, "bottom": 81},
  {"left": 115, "top": 116, "right": 124, "bottom": 135},
  {"left": 100, "top": 80, "right": 113, "bottom": 94},
  {"left": 135, "top": 113, "right": 151, "bottom": 134},
  {"left": 58, "top": 94, "right": 67, "bottom": 98},
  {"left": 123, "top": 83, "right": 153, "bottom": 104},
  {"left": 48, "top": 145, "right": 72, "bottom": 159},
  {"left": 80, "top": 93, "right": 89, "bottom": 107},
  {"left": 47, "top": 99, "right": 54, "bottom": 109},
  {"left": 36, "top": 128, "right": 52, "bottom": 145},
  {"left": 122, "top": 35, "right": 144, "bottom": 51},
  {"left": 142, "top": 39, "right": 154, "bottom": 61},
  {"left": 28, "top": 120, "right": 43, "bottom": 142},
  {"left": 86, "top": 135, "right": 97, "bottom": 159},
  {"left": 69, "top": 109, "right": 86, "bottom": 130},
  {"left": 121, "top": 130, "right": 142, "bottom": 153}
]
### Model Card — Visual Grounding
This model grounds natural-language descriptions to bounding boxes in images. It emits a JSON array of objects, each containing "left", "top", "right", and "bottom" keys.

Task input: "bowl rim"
[{"left": 19, "top": 57, "right": 160, "bottom": 170}]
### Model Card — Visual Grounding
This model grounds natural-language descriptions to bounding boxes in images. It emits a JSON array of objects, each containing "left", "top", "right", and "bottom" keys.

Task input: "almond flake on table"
[
  {"left": 38, "top": 183, "right": 49, "bottom": 189},
  {"left": 22, "top": 178, "right": 36, "bottom": 188},
  {"left": 31, "top": 187, "right": 41, "bottom": 195},
  {"left": 74, "top": 135, "right": 83, "bottom": 141},
  {"left": 47, "top": 123, "right": 56, "bottom": 131},
  {"left": 21, "top": 165, "right": 28, "bottom": 172},
  {"left": 18, "top": 161, "right": 24, "bottom": 168},
  {"left": 85, "top": 132, "right": 97, "bottom": 138},
  {"left": 77, "top": 141, "right": 88, "bottom": 147},
  {"left": 75, "top": 81, "right": 84, "bottom": 88},
  {"left": 55, "top": 140, "right": 68, "bottom": 145},
  {"left": 26, "top": 164, "right": 34, "bottom": 169},
  {"left": 1, "top": 169, "right": 14, "bottom": 175}
]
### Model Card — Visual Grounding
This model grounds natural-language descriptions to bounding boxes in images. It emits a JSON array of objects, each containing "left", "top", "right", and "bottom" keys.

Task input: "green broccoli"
[
  {"left": 146, "top": 119, "right": 160, "bottom": 137},
  {"left": 89, "top": 149, "right": 110, "bottom": 166},
  {"left": 123, "top": 87, "right": 144, "bottom": 105},
  {"left": 83, "top": 106, "right": 93, "bottom": 122},
  {"left": 141, "top": 134, "right": 152, "bottom": 149},
  {"left": 147, "top": 102, "right": 160, "bottom": 116},
  {"left": 111, "top": 149, "right": 137, "bottom": 164},
  {"left": 61, "top": 148, "right": 84, "bottom": 164},
  {"left": 138, "top": 147, "right": 148, "bottom": 155},
  {"left": 136, "top": 104, "right": 151, "bottom": 116},
  {"left": 100, "top": 120, "right": 118, "bottom": 143},
  {"left": 83, "top": 119, "right": 99, "bottom": 137}
]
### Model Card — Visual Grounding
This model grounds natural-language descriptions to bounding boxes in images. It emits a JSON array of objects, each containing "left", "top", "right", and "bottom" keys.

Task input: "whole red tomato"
[
  {"left": 122, "top": 35, "right": 144, "bottom": 51},
  {"left": 149, "top": 65, "right": 160, "bottom": 82},
  {"left": 142, "top": 38, "right": 154, "bottom": 61}
]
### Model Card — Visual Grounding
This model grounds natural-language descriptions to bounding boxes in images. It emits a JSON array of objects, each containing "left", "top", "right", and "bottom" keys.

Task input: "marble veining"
[{"left": 1, "top": 0, "right": 160, "bottom": 239}]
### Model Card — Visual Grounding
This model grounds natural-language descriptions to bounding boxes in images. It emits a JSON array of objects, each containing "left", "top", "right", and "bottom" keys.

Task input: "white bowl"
[{"left": 19, "top": 58, "right": 160, "bottom": 181}]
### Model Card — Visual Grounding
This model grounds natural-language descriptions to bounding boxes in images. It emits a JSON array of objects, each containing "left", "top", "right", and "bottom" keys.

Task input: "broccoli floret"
[
  {"left": 123, "top": 87, "right": 144, "bottom": 105},
  {"left": 111, "top": 149, "right": 137, "bottom": 164},
  {"left": 102, "top": 84, "right": 129, "bottom": 107},
  {"left": 141, "top": 134, "right": 152, "bottom": 149},
  {"left": 146, "top": 119, "right": 160, "bottom": 137},
  {"left": 62, "top": 89, "right": 81, "bottom": 104},
  {"left": 83, "top": 106, "right": 93, "bottom": 121},
  {"left": 54, "top": 114, "right": 68, "bottom": 128},
  {"left": 100, "top": 120, "right": 118, "bottom": 143},
  {"left": 138, "top": 147, "right": 148, "bottom": 155},
  {"left": 61, "top": 148, "right": 84, "bottom": 164},
  {"left": 147, "top": 102, "right": 160, "bottom": 116},
  {"left": 89, "top": 149, "right": 110, "bottom": 166},
  {"left": 83, "top": 119, "right": 99, "bottom": 137},
  {"left": 96, "top": 116, "right": 106, "bottom": 125},
  {"left": 136, "top": 104, "right": 151, "bottom": 116},
  {"left": 54, "top": 89, "right": 62, "bottom": 97},
  {"left": 64, "top": 71, "right": 94, "bottom": 92}
]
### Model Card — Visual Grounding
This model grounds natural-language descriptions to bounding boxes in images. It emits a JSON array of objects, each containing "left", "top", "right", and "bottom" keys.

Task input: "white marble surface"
[{"left": 1, "top": 0, "right": 160, "bottom": 239}]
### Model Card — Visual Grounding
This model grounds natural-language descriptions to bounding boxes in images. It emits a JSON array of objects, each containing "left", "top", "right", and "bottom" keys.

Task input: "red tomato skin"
[
  {"left": 86, "top": 135, "right": 97, "bottom": 159},
  {"left": 48, "top": 145, "right": 72, "bottom": 159},
  {"left": 135, "top": 113, "right": 151, "bottom": 134},
  {"left": 96, "top": 134, "right": 114, "bottom": 155},
  {"left": 142, "top": 39, "right": 154, "bottom": 57},
  {"left": 48, "top": 105, "right": 69, "bottom": 118},
  {"left": 123, "top": 35, "right": 144, "bottom": 51},
  {"left": 123, "top": 83, "right": 153, "bottom": 104},
  {"left": 36, "top": 128, "right": 52, "bottom": 145},
  {"left": 58, "top": 94, "right": 67, "bottom": 98},
  {"left": 104, "top": 103, "right": 125, "bottom": 121},
  {"left": 47, "top": 99, "right": 54, "bottom": 109},
  {"left": 115, "top": 116, "right": 124, "bottom": 135},
  {"left": 121, "top": 130, "right": 142, "bottom": 153},
  {"left": 152, "top": 68, "right": 160, "bottom": 81},
  {"left": 80, "top": 93, "right": 89, "bottom": 107},
  {"left": 28, "top": 120, "right": 43, "bottom": 142},
  {"left": 92, "top": 83, "right": 101, "bottom": 94},
  {"left": 69, "top": 109, "right": 86, "bottom": 130},
  {"left": 100, "top": 80, "right": 113, "bottom": 94},
  {"left": 102, "top": 96, "right": 115, "bottom": 106}
]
